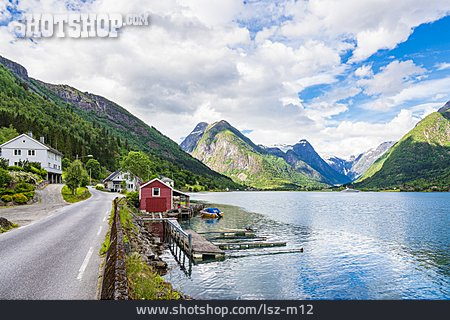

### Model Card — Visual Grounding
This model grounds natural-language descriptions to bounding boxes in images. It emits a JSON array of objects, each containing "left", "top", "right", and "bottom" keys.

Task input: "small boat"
[{"left": 200, "top": 207, "right": 223, "bottom": 219}]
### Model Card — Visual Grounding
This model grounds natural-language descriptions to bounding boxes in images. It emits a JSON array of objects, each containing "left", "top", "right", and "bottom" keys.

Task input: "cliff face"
[
  {"left": 180, "top": 122, "right": 209, "bottom": 153},
  {"left": 0, "top": 56, "right": 28, "bottom": 78}
]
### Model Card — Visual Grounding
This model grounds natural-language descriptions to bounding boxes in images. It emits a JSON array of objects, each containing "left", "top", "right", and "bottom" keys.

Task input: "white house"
[
  {"left": 103, "top": 171, "right": 141, "bottom": 192},
  {"left": 0, "top": 133, "right": 63, "bottom": 183}
]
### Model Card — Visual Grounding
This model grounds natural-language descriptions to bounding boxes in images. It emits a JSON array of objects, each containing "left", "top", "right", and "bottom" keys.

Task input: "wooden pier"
[
  {"left": 214, "top": 241, "right": 287, "bottom": 250},
  {"left": 186, "top": 230, "right": 225, "bottom": 261}
]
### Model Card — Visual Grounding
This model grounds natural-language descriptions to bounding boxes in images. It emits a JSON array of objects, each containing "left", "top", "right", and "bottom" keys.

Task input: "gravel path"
[{"left": 0, "top": 184, "right": 68, "bottom": 226}]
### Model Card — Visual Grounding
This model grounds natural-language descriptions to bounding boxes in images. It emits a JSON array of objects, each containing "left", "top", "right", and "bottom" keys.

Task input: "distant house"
[
  {"left": 0, "top": 133, "right": 63, "bottom": 183},
  {"left": 139, "top": 178, "right": 190, "bottom": 213},
  {"left": 103, "top": 171, "right": 141, "bottom": 192}
]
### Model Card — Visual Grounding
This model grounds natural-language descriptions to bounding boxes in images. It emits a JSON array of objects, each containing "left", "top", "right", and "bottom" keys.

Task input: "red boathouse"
[{"left": 139, "top": 178, "right": 190, "bottom": 213}]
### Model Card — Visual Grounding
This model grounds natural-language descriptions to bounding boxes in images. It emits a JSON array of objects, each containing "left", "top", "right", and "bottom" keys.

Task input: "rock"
[
  {"left": 0, "top": 200, "right": 4, "bottom": 206},
  {"left": 0, "top": 217, "right": 14, "bottom": 230}
]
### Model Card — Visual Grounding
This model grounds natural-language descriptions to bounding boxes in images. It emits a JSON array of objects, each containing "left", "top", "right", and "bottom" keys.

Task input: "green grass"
[
  {"left": 61, "top": 185, "right": 91, "bottom": 203},
  {"left": 99, "top": 207, "right": 114, "bottom": 256},
  {"left": 126, "top": 252, "right": 181, "bottom": 300},
  {"left": 0, "top": 222, "right": 18, "bottom": 233}
]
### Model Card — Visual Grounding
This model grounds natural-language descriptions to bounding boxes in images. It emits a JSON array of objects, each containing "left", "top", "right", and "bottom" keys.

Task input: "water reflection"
[{"left": 163, "top": 192, "right": 450, "bottom": 299}]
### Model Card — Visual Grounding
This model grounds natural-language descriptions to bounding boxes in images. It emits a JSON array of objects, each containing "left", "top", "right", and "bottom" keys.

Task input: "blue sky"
[{"left": 0, "top": 0, "right": 449, "bottom": 157}]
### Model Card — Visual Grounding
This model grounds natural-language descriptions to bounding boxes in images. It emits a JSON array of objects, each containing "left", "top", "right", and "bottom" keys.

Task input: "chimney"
[
  {"left": 28, "top": 132, "right": 33, "bottom": 138},
  {"left": 40, "top": 136, "right": 45, "bottom": 144}
]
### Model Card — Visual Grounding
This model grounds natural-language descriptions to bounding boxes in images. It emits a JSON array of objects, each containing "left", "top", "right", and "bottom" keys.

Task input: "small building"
[
  {"left": 0, "top": 133, "right": 63, "bottom": 183},
  {"left": 103, "top": 171, "right": 141, "bottom": 192},
  {"left": 139, "top": 178, "right": 190, "bottom": 213}
]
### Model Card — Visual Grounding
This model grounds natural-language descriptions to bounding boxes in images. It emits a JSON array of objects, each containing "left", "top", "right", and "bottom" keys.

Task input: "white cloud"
[
  {"left": 0, "top": 0, "right": 448, "bottom": 160},
  {"left": 435, "top": 62, "right": 450, "bottom": 70},
  {"left": 358, "top": 60, "right": 426, "bottom": 97}
]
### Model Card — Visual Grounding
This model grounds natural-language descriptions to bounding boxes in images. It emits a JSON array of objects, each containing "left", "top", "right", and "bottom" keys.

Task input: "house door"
[{"left": 146, "top": 198, "right": 167, "bottom": 212}]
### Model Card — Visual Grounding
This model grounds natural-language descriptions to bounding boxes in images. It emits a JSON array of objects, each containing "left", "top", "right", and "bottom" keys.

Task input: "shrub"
[
  {"left": 126, "top": 191, "right": 139, "bottom": 208},
  {"left": 13, "top": 193, "right": 29, "bottom": 204},
  {"left": 95, "top": 184, "right": 105, "bottom": 190},
  {"left": 0, "top": 188, "right": 15, "bottom": 195},
  {"left": 7, "top": 165, "right": 24, "bottom": 172},
  {"left": 24, "top": 191, "right": 35, "bottom": 199},
  {"left": 29, "top": 166, "right": 47, "bottom": 179},
  {"left": 0, "top": 168, "right": 11, "bottom": 187},
  {"left": 1, "top": 195, "right": 13, "bottom": 203},
  {"left": 9, "top": 171, "right": 41, "bottom": 185},
  {"left": 14, "top": 182, "right": 35, "bottom": 193}
]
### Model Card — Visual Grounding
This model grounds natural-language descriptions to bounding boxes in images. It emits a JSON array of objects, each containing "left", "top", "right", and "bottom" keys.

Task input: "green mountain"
[
  {"left": 0, "top": 56, "right": 239, "bottom": 190},
  {"left": 355, "top": 103, "right": 450, "bottom": 191},
  {"left": 182, "top": 120, "right": 327, "bottom": 190}
]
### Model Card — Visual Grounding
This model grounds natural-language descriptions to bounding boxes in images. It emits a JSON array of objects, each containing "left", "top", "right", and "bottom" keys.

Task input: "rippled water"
[{"left": 162, "top": 191, "right": 450, "bottom": 299}]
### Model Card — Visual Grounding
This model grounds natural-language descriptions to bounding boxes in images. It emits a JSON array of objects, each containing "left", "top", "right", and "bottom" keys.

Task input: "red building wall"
[{"left": 140, "top": 180, "right": 172, "bottom": 212}]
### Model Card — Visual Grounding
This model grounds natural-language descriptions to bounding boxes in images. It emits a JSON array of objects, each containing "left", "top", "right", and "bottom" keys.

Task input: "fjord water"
[{"left": 163, "top": 192, "right": 450, "bottom": 299}]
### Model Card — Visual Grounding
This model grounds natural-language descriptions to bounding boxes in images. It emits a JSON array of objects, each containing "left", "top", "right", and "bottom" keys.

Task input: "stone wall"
[{"left": 100, "top": 198, "right": 128, "bottom": 300}]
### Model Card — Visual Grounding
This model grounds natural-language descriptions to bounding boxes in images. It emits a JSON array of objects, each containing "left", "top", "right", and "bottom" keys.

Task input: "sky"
[{"left": 0, "top": 0, "right": 449, "bottom": 158}]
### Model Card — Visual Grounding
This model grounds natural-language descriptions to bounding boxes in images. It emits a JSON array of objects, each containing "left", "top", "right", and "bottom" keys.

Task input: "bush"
[
  {"left": 13, "top": 193, "right": 29, "bottom": 204},
  {"left": 29, "top": 166, "right": 47, "bottom": 179},
  {"left": 7, "top": 165, "right": 24, "bottom": 171},
  {"left": 14, "top": 182, "right": 36, "bottom": 193},
  {"left": 0, "top": 168, "right": 11, "bottom": 187},
  {"left": 9, "top": 171, "right": 41, "bottom": 185},
  {"left": 24, "top": 191, "right": 35, "bottom": 199},
  {"left": 95, "top": 184, "right": 105, "bottom": 190},
  {"left": 1, "top": 194, "right": 13, "bottom": 203},
  {"left": 0, "top": 188, "right": 14, "bottom": 195},
  {"left": 126, "top": 191, "right": 140, "bottom": 208}
]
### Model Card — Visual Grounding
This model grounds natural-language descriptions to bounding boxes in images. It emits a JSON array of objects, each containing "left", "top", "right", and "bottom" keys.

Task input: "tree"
[
  {"left": 85, "top": 158, "right": 101, "bottom": 180},
  {"left": 0, "top": 168, "right": 11, "bottom": 187},
  {"left": 0, "top": 158, "right": 8, "bottom": 170},
  {"left": 120, "top": 151, "right": 153, "bottom": 180},
  {"left": 0, "top": 125, "right": 18, "bottom": 144},
  {"left": 65, "top": 160, "right": 89, "bottom": 194},
  {"left": 62, "top": 158, "right": 71, "bottom": 170}
]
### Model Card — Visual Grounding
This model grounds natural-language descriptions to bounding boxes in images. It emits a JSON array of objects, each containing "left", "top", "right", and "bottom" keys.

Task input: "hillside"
[
  {"left": 0, "top": 56, "right": 239, "bottom": 190},
  {"left": 355, "top": 103, "right": 450, "bottom": 191},
  {"left": 184, "top": 121, "right": 326, "bottom": 190}
]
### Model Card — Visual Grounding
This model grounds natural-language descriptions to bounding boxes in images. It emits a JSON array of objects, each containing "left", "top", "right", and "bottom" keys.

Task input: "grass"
[
  {"left": 0, "top": 222, "right": 18, "bottom": 233},
  {"left": 61, "top": 185, "right": 91, "bottom": 203},
  {"left": 126, "top": 252, "right": 181, "bottom": 300},
  {"left": 99, "top": 207, "right": 114, "bottom": 256}
]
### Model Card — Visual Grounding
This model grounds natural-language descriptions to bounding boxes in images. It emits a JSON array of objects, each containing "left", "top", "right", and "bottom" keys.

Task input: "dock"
[
  {"left": 215, "top": 241, "right": 287, "bottom": 250},
  {"left": 186, "top": 230, "right": 225, "bottom": 261}
]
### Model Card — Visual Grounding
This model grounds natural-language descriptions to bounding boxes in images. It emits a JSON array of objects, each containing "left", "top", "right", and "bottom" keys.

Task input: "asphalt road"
[
  {"left": 0, "top": 187, "right": 117, "bottom": 299},
  {"left": 0, "top": 184, "right": 68, "bottom": 226}
]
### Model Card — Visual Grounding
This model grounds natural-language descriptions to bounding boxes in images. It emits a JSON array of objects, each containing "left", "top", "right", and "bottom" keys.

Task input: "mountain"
[
  {"left": 181, "top": 121, "right": 326, "bottom": 190},
  {"left": 355, "top": 104, "right": 450, "bottom": 191},
  {"left": 263, "top": 140, "right": 351, "bottom": 185},
  {"left": 0, "top": 55, "right": 239, "bottom": 190},
  {"left": 180, "top": 122, "right": 208, "bottom": 153},
  {"left": 325, "top": 141, "right": 395, "bottom": 181}
]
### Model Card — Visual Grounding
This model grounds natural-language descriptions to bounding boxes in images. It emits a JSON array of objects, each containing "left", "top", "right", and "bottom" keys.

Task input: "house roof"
[
  {"left": 103, "top": 170, "right": 120, "bottom": 182},
  {"left": 0, "top": 133, "right": 63, "bottom": 156},
  {"left": 140, "top": 178, "right": 190, "bottom": 198}
]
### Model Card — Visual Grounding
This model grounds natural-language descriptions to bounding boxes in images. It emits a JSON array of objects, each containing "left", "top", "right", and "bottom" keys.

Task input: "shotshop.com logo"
[{"left": 13, "top": 13, "right": 149, "bottom": 38}]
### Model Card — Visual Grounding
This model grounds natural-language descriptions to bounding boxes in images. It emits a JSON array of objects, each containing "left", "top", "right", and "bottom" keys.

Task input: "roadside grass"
[
  {"left": 0, "top": 223, "right": 18, "bottom": 233},
  {"left": 99, "top": 207, "right": 114, "bottom": 256},
  {"left": 61, "top": 185, "right": 91, "bottom": 203},
  {"left": 126, "top": 252, "right": 181, "bottom": 300}
]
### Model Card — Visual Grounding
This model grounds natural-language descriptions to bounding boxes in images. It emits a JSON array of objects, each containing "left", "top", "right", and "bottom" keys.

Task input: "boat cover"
[{"left": 204, "top": 207, "right": 221, "bottom": 213}]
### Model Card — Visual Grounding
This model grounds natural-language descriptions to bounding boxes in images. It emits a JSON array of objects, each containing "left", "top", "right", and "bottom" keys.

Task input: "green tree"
[
  {"left": 65, "top": 160, "right": 89, "bottom": 194},
  {"left": 62, "top": 158, "right": 71, "bottom": 170},
  {"left": 120, "top": 151, "right": 153, "bottom": 180},
  {"left": 0, "top": 125, "right": 18, "bottom": 144},
  {"left": 0, "top": 158, "right": 8, "bottom": 170},
  {"left": 85, "top": 158, "right": 101, "bottom": 180},
  {"left": 0, "top": 168, "right": 11, "bottom": 187}
]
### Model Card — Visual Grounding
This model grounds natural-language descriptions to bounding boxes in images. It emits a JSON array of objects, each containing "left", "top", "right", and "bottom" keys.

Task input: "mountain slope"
[
  {"left": 184, "top": 121, "right": 326, "bottom": 190},
  {"left": 180, "top": 122, "right": 208, "bottom": 153},
  {"left": 0, "top": 56, "right": 239, "bottom": 190},
  {"left": 325, "top": 141, "right": 395, "bottom": 181},
  {"left": 355, "top": 104, "right": 450, "bottom": 190}
]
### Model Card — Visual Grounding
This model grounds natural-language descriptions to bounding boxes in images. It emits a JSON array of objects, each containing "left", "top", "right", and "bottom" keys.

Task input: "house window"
[
  {"left": 28, "top": 150, "right": 35, "bottom": 156},
  {"left": 152, "top": 187, "right": 160, "bottom": 197},
  {"left": 14, "top": 149, "right": 21, "bottom": 156},
  {"left": 48, "top": 162, "right": 51, "bottom": 168}
]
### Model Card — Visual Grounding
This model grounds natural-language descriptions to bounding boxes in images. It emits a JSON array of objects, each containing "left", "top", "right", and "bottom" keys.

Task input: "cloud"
[
  {"left": 0, "top": 0, "right": 448, "bottom": 160},
  {"left": 358, "top": 60, "right": 426, "bottom": 97},
  {"left": 435, "top": 62, "right": 450, "bottom": 70}
]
